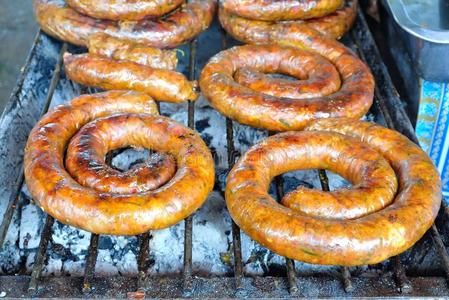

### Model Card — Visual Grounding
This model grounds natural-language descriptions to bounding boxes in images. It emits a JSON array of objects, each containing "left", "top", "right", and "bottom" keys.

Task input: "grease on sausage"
[
  {"left": 88, "top": 33, "right": 178, "bottom": 70},
  {"left": 66, "top": 0, "right": 185, "bottom": 21},
  {"left": 24, "top": 91, "right": 215, "bottom": 235},
  {"left": 64, "top": 53, "right": 198, "bottom": 103},
  {"left": 226, "top": 119, "right": 441, "bottom": 265},
  {"left": 33, "top": 0, "right": 216, "bottom": 48}
]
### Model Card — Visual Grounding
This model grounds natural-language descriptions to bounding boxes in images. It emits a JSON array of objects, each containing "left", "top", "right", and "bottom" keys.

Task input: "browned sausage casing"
[
  {"left": 219, "top": 0, "right": 357, "bottom": 40},
  {"left": 24, "top": 91, "right": 215, "bottom": 235},
  {"left": 66, "top": 0, "right": 185, "bottom": 21},
  {"left": 67, "top": 123, "right": 177, "bottom": 194},
  {"left": 64, "top": 53, "right": 198, "bottom": 103},
  {"left": 88, "top": 33, "right": 178, "bottom": 70},
  {"left": 33, "top": 0, "right": 216, "bottom": 48},
  {"left": 226, "top": 119, "right": 441, "bottom": 266},
  {"left": 200, "top": 44, "right": 373, "bottom": 131},
  {"left": 222, "top": 0, "right": 344, "bottom": 21}
]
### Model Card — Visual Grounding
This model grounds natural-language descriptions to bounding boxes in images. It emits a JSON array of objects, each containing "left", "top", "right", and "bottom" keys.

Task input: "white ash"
[{"left": 19, "top": 204, "right": 44, "bottom": 249}]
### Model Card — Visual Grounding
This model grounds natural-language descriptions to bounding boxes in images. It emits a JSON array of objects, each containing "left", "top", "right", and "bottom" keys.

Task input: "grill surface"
[{"left": 0, "top": 6, "right": 449, "bottom": 298}]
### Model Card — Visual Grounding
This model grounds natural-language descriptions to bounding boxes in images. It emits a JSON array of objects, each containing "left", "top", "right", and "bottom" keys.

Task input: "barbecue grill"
[{"left": 1, "top": 4, "right": 449, "bottom": 298}]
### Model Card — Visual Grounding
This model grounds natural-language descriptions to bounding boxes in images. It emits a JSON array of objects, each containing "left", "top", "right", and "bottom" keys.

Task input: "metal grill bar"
[
  {"left": 393, "top": 255, "right": 412, "bottom": 293},
  {"left": 0, "top": 42, "right": 67, "bottom": 248},
  {"left": 182, "top": 38, "right": 198, "bottom": 296},
  {"left": 0, "top": 167, "right": 24, "bottom": 248},
  {"left": 317, "top": 170, "right": 354, "bottom": 292},
  {"left": 137, "top": 232, "right": 151, "bottom": 290},
  {"left": 431, "top": 225, "right": 449, "bottom": 283},
  {"left": 82, "top": 234, "right": 99, "bottom": 293},
  {"left": 26, "top": 42, "right": 69, "bottom": 295},
  {"left": 28, "top": 215, "right": 55, "bottom": 293},
  {"left": 351, "top": 9, "right": 449, "bottom": 287},
  {"left": 220, "top": 28, "right": 245, "bottom": 295},
  {"left": 273, "top": 176, "right": 299, "bottom": 295}
]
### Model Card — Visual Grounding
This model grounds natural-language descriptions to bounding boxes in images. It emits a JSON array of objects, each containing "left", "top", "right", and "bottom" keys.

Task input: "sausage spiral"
[
  {"left": 226, "top": 119, "right": 441, "bottom": 266},
  {"left": 66, "top": 0, "right": 185, "bottom": 21},
  {"left": 33, "top": 0, "right": 216, "bottom": 48},
  {"left": 200, "top": 44, "right": 373, "bottom": 131},
  {"left": 24, "top": 91, "right": 215, "bottom": 235},
  {"left": 222, "top": 0, "right": 344, "bottom": 21},
  {"left": 219, "top": 0, "right": 357, "bottom": 40}
]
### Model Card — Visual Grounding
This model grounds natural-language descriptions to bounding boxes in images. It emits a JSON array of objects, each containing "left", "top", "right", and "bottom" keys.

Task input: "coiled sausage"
[
  {"left": 219, "top": 0, "right": 357, "bottom": 40},
  {"left": 67, "top": 130, "right": 177, "bottom": 194},
  {"left": 226, "top": 119, "right": 441, "bottom": 266},
  {"left": 24, "top": 91, "right": 215, "bottom": 235},
  {"left": 222, "top": 0, "right": 344, "bottom": 21},
  {"left": 66, "top": 0, "right": 185, "bottom": 21},
  {"left": 200, "top": 44, "right": 373, "bottom": 131},
  {"left": 33, "top": 0, "right": 216, "bottom": 48}
]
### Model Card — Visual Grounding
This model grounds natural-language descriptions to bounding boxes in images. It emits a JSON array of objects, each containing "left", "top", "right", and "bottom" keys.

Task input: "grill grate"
[{"left": 0, "top": 6, "right": 449, "bottom": 298}]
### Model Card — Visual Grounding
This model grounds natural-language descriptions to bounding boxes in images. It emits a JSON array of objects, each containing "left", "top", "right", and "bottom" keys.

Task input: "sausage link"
[
  {"left": 33, "top": 0, "right": 216, "bottom": 48},
  {"left": 64, "top": 53, "right": 198, "bottom": 103},
  {"left": 222, "top": 0, "right": 344, "bottom": 21},
  {"left": 226, "top": 119, "right": 441, "bottom": 266},
  {"left": 88, "top": 33, "right": 178, "bottom": 70},
  {"left": 66, "top": 119, "right": 177, "bottom": 193},
  {"left": 219, "top": 0, "right": 357, "bottom": 40},
  {"left": 24, "top": 91, "right": 215, "bottom": 235},
  {"left": 200, "top": 44, "right": 373, "bottom": 131},
  {"left": 233, "top": 60, "right": 341, "bottom": 99},
  {"left": 66, "top": 0, "right": 185, "bottom": 21}
]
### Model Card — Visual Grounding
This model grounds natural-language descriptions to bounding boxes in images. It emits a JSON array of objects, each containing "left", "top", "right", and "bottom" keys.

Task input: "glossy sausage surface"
[
  {"left": 24, "top": 91, "right": 215, "bottom": 235},
  {"left": 66, "top": 0, "right": 185, "bottom": 21},
  {"left": 226, "top": 119, "right": 441, "bottom": 266},
  {"left": 222, "top": 0, "right": 343, "bottom": 21},
  {"left": 33, "top": 0, "right": 216, "bottom": 48},
  {"left": 66, "top": 120, "right": 177, "bottom": 194},
  {"left": 88, "top": 33, "right": 178, "bottom": 70},
  {"left": 200, "top": 44, "right": 373, "bottom": 131},
  {"left": 64, "top": 53, "right": 198, "bottom": 103},
  {"left": 219, "top": 0, "right": 357, "bottom": 40}
]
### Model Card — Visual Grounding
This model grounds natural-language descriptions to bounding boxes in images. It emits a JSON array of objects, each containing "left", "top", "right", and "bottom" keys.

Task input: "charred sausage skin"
[
  {"left": 200, "top": 44, "right": 373, "bottom": 131},
  {"left": 33, "top": 0, "right": 216, "bottom": 48},
  {"left": 66, "top": 0, "right": 185, "bottom": 21},
  {"left": 226, "top": 119, "right": 441, "bottom": 266},
  {"left": 24, "top": 91, "right": 215, "bottom": 235},
  {"left": 64, "top": 53, "right": 198, "bottom": 103},
  {"left": 88, "top": 33, "right": 178, "bottom": 70}
]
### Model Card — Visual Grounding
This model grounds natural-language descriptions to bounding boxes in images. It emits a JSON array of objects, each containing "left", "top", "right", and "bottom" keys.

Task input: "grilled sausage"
[
  {"left": 24, "top": 91, "right": 215, "bottom": 235},
  {"left": 88, "top": 33, "right": 178, "bottom": 70},
  {"left": 219, "top": 0, "right": 357, "bottom": 40},
  {"left": 67, "top": 128, "right": 177, "bottom": 193},
  {"left": 200, "top": 44, "right": 373, "bottom": 131},
  {"left": 66, "top": 0, "right": 185, "bottom": 21},
  {"left": 233, "top": 61, "right": 341, "bottom": 99},
  {"left": 226, "top": 119, "right": 441, "bottom": 266},
  {"left": 33, "top": 0, "right": 216, "bottom": 48},
  {"left": 64, "top": 53, "right": 198, "bottom": 103},
  {"left": 222, "top": 0, "right": 344, "bottom": 21}
]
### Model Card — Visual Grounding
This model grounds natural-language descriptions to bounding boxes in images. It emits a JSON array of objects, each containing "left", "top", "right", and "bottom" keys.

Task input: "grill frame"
[{"left": 0, "top": 6, "right": 448, "bottom": 298}]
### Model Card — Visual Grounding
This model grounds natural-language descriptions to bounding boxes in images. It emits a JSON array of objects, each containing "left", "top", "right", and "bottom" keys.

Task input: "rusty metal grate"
[{"left": 0, "top": 6, "right": 449, "bottom": 298}]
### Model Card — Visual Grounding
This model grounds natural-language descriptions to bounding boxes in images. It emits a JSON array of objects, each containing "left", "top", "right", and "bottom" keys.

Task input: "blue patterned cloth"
[{"left": 416, "top": 80, "right": 449, "bottom": 198}]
